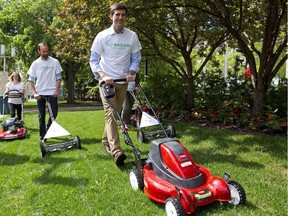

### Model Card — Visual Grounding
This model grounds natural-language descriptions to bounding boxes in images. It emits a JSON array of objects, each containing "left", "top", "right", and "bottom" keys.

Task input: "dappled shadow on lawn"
[
  {"left": 189, "top": 149, "right": 264, "bottom": 169},
  {"left": 34, "top": 172, "right": 89, "bottom": 187},
  {"left": 115, "top": 145, "right": 150, "bottom": 171},
  {"left": 177, "top": 126, "right": 286, "bottom": 161},
  {"left": 25, "top": 127, "right": 39, "bottom": 133},
  {"left": 32, "top": 157, "right": 89, "bottom": 187},
  {"left": 32, "top": 156, "right": 76, "bottom": 164},
  {"left": 0, "top": 153, "right": 30, "bottom": 166},
  {"left": 79, "top": 137, "right": 102, "bottom": 145},
  {"left": 193, "top": 200, "right": 256, "bottom": 215},
  {"left": 117, "top": 158, "right": 140, "bottom": 172}
]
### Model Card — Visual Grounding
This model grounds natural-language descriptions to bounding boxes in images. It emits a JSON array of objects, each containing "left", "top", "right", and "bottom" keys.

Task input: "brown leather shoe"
[{"left": 114, "top": 152, "right": 127, "bottom": 166}]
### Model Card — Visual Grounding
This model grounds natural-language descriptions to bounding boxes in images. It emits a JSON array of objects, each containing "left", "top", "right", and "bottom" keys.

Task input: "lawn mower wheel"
[
  {"left": 165, "top": 197, "right": 185, "bottom": 216},
  {"left": 74, "top": 135, "right": 81, "bottom": 149},
  {"left": 137, "top": 129, "right": 146, "bottom": 143},
  {"left": 227, "top": 180, "right": 246, "bottom": 205},
  {"left": 129, "top": 169, "right": 144, "bottom": 190},
  {"left": 40, "top": 141, "right": 47, "bottom": 157}
]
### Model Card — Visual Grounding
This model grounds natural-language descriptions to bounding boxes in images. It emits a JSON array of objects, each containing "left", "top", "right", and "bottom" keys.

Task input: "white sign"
[
  {"left": 139, "top": 112, "right": 159, "bottom": 128},
  {"left": 44, "top": 121, "right": 70, "bottom": 139}
]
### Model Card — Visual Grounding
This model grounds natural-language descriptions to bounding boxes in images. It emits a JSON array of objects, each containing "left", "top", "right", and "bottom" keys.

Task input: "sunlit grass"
[{"left": 0, "top": 109, "right": 286, "bottom": 216}]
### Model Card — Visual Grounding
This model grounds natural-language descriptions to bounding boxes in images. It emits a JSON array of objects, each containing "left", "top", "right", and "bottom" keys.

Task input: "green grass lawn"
[
  {"left": 22, "top": 99, "right": 102, "bottom": 109},
  {"left": 0, "top": 109, "right": 287, "bottom": 216}
]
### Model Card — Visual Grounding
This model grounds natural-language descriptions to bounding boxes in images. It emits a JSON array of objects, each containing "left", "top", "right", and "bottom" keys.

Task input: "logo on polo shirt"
[{"left": 106, "top": 42, "right": 131, "bottom": 49}]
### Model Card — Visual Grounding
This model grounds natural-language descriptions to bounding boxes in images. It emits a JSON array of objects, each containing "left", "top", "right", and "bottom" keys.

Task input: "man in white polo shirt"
[{"left": 90, "top": 2, "right": 141, "bottom": 166}]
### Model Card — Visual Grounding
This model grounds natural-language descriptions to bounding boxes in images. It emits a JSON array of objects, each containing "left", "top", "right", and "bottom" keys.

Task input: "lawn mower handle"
[
  {"left": 99, "top": 78, "right": 142, "bottom": 169},
  {"left": 99, "top": 78, "right": 127, "bottom": 87},
  {"left": 29, "top": 95, "right": 57, "bottom": 121},
  {"left": 134, "top": 83, "right": 169, "bottom": 138},
  {"left": 4, "top": 89, "right": 23, "bottom": 99}
]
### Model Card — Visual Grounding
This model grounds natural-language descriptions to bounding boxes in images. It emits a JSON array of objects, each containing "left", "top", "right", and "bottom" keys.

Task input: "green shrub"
[
  {"left": 140, "top": 66, "right": 287, "bottom": 135},
  {"left": 141, "top": 66, "right": 186, "bottom": 111},
  {"left": 267, "top": 78, "right": 287, "bottom": 117}
]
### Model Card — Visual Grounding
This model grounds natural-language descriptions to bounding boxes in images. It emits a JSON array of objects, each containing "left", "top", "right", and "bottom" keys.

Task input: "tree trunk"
[
  {"left": 66, "top": 68, "right": 75, "bottom": 103},
  {"left": 252, "top": 67, "right": 268, "bottom": 114},
  {"left": 186, "top": 79, "right": 195, "bottom": 110},
  {"left": 253, "top": 88, "right": 267, "bottom": 115},
  {"left": 62, "top": 61, "right": 80, "bottom": 104}
]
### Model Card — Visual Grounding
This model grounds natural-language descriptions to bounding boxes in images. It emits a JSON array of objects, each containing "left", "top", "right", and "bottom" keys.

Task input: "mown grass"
[
  {"left": 23, "top": 99, "right": 102, "bottom": 109},
  {"left": 0, "top": 107, "right": 287, "bottom": 216}
]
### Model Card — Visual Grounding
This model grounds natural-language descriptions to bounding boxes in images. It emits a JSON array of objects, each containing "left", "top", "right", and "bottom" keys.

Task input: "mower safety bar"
[
  {"left": 134, "top": 83, "right": 169, "bottom": 138},
  {"left": 142, "top": 128, "right": 171, "bottom": 141},
  {"left": 4, "top": 90, "right": 24, "bottom": 99}
]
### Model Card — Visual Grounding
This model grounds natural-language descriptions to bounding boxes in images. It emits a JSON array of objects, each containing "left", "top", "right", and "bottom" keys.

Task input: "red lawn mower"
[
  {"left": 100, "top": 79, "right": 246, "bottom": 215},
  {"left": 129, "top": 137, "right": 246, "bottom": 215},
  {"left": 0, "top": 90, "right": 28, "bottom": 140}
]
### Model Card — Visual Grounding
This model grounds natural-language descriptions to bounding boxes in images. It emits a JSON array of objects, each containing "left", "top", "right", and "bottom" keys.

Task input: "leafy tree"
[
  {"left": 127, "top": 0, "right": 228, "bottom": 110},
  {"left": 189, "top": 0, "right": 287, "bottom": 114},
  {"left": 0, "top": 0, "right": 62, "bottom": 70},
  {"left": 48, "top": 0, "right": 113, "bottom": 103}
]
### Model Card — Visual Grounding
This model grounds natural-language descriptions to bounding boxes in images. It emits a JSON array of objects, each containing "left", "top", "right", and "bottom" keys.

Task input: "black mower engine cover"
[{"left": 2, "top": 117, "right": 23, "bottom": 131}]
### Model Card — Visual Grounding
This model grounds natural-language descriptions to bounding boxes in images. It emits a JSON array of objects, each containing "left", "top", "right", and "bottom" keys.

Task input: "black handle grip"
[
  {"left": 99, "top": 78, "right": 127, "bottom": 86},
  {"left": 113, "top": 78, "right": 127, "bottom": 82}
]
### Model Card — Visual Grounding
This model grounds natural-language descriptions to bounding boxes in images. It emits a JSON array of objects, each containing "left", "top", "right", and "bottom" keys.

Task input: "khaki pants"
[{"left": 99, "top": 82, "right": 128, "bottom": 156}]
